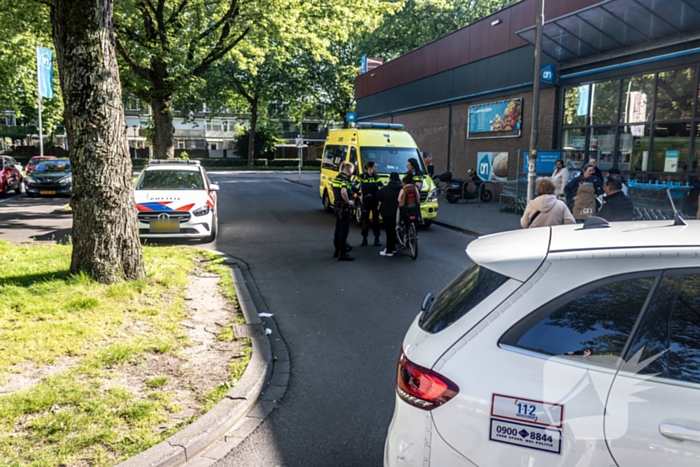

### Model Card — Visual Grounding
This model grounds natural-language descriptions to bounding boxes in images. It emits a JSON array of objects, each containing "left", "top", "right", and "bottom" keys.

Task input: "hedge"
[{"left": 268, "top": 159, "right": 321, "bottom": 168}]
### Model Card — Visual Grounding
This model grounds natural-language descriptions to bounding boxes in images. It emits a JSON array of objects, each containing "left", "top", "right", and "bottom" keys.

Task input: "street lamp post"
[{"left": 527, "top": 0, "right": 545, "bottom": 203}]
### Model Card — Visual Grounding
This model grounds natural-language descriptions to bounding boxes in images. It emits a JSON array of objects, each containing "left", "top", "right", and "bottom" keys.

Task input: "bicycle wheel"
[{"left": 408, "top": 223, "right": 418, "bottom": 260}]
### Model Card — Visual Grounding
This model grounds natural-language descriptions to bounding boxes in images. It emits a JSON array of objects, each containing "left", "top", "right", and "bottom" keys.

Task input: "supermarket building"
[{"left": 355, "top": 0, "right": 700, "bottom": 213}]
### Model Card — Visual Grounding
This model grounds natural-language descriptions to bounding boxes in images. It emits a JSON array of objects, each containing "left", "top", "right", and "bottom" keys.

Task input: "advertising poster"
[
  {"left": 523, "top": 151, "right": 561, "bottom": 174},
  {"left": 478, "top": 152, "right": 509, "bottom": 181},
  {"left": 665, "top": 150, "right": 679, "bottom": 172},
  {"left": 468, "top": 99, "right": 522, "bottom": 138}
]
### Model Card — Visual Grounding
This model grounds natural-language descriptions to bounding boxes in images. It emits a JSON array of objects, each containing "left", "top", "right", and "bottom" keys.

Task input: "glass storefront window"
[
  {"left": 589, "top": 127, "right": 616, "bottom": 172},
  {"left": 621, "top": 74, "right": 654, "bottom": 124},
  {"left": 655, "top": 68, "right": 695, "bottom": 121},
  {"left": 562, "top": 128, "right": 587, "bottom": 170},
  {"left": 652, "top": 123, "right": 690, "bottom": 172},
  {"left": 693, "top": 123, "right": 700, "bottom": 173},
  {"left": 563, "top": 85, "right": 589, "bottom": 126},
  {"left": 618, "top": 125, "right": 650, "bottom": 171},
  {"left": 590, "top": 80, "right": 619, "bottom": 125}
]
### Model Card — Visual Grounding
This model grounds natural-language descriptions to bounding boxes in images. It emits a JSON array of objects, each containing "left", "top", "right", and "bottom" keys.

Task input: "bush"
[
  {"left": 268, "top": 159, "right": 321, "bottom": 168},
  {"left": 234, "top": 126, "right": 282, "bottom": 159}
]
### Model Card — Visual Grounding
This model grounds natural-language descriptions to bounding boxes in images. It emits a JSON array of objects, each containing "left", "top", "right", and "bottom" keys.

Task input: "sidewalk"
[{"left": 434, "top": 199, "right": 521, "bottom": 237}]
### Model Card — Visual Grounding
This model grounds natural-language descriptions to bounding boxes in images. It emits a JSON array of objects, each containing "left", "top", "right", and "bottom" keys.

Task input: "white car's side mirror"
[{"left": 210, "top": 183, "right": 220, "bottom": 191}]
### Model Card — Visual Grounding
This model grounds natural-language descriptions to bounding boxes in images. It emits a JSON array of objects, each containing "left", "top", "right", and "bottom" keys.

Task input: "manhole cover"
[{"left": 234, "top": 324, "right": 264, "bottom": 338}]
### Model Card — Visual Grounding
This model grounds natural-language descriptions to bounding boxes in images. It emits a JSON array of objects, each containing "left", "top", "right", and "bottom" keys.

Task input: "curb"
[
  {"left": 284, "top": 177, "right": 313, "bottom": 188},
  {"left": 432, "top": 219, "right": 482, "bottom": 238},
  {"left": 117, "top": 254, "right": 273, "bottom": 467}
]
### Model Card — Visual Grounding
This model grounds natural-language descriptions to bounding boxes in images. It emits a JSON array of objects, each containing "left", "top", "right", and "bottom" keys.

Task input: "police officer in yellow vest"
[
  {"left": 359, "top": 161, "right": 384, "bottom": 247},
  {"left": 332, "top": 162, "right": 356, "bottom": 261}
]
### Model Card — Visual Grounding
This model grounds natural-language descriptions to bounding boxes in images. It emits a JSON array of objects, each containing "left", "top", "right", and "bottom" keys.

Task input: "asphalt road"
[
  {"left": 208, "top": 172, "right": 474, "bottom": 466},
  {"left": 0, "top": 171, "right": 475, "bottom": 466}
]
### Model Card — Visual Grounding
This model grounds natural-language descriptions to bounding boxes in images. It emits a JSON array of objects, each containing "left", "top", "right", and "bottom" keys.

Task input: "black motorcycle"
[{"left": 440, "top": 169, "right": 493, "bottom": 204}]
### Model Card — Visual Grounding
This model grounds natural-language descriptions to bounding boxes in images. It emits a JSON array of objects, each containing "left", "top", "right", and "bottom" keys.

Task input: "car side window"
[
  {"left": 625, "top": 273, "right": 700, "bottom": 384},
  {"left": 501, "top": 275, "right": 656, "bottom": 360}
]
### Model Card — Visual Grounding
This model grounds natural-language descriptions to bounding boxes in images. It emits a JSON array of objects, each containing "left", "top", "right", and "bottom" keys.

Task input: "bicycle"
[{"left": 396, "top": 210, "right": 419, "bottom": 260}]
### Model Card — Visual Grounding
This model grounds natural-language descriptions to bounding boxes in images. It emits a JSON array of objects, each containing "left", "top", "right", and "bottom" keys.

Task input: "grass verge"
[{"left": 0, "top": 240, "right": 248, "bottom": 466}]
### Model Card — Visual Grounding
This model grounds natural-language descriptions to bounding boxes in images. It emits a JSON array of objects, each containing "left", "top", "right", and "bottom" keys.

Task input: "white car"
[
  {"left": 386, "top": 217, "right": 700, "bottom": 466},
  {"left": 135, "top": 160, "right": 219, "bottom": 241}
]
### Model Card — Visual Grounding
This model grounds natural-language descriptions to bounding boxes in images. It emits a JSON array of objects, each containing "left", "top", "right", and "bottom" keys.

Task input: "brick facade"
[{"left": 369, "top": 87, "right": 557, "bottom": 181}]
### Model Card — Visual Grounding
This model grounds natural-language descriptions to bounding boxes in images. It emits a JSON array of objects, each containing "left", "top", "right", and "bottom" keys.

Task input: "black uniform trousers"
[
  {"left": 361, "top": 198, "right": 381, "bottom": 238},
  {"left": 382, "top": 216, "right": 396, "bottom": 252},
  {"left": 333, "top": 206, "right": 352, "bottom": 255}
]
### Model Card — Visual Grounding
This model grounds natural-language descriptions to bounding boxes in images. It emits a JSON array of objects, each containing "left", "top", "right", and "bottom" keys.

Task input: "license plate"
[
  {"left": 41, "top": 191, "right": 56, "bottom": 195},
  {"left": 150, "top": 219, "right": 180, "bottom": 233}
]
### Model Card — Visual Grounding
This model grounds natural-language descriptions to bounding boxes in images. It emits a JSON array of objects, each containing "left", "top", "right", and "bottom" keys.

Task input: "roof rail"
[
  {"left": 356, "top": 123, "right": 405, "bottom": 130},
  {"left": 147, "top": 159, "right": 201, "bottom": 166},
  {"left": 580, "top": 216, "right": 610, "bottom": 230}
]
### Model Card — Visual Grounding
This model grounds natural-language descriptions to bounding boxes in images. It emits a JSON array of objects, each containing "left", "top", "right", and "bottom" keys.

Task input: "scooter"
[{"left": 441, "top": 169, "right": 493, "bottom": 204}]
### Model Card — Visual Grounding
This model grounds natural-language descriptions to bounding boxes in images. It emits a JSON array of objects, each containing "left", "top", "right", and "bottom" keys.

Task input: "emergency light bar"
[
  {"left": 147, "top": 159, "right": 201, "bottom": 166},
  {"left": 356, "top": 123, "right": 405, "bottom": 130}
]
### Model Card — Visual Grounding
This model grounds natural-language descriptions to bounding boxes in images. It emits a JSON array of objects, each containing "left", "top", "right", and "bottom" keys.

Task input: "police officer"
[
  {"left": 359, "top": 161, "right": 383, "bottom": 247},
  {"left": 332, "top": 161, "right": 355, "bottom": 261}
]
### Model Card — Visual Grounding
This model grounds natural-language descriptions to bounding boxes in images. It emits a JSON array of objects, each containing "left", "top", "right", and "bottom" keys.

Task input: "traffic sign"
[
  {"left": 347, "top": 113, "right": 356, "bottom": 123},
  {"left": 295, "top": 137, "right": 304, "bottom": 148}
]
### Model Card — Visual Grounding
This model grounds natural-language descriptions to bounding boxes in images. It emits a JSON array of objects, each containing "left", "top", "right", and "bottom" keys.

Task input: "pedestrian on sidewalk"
[
  {"left": 588, "top": 157, "right": 604, "bottom": 181},
  {"left": 551, "top": 160, "right": 570, "bottom": 200},
  {"left": 332, "top": 162, "right": 356, "bottom": 261},
  {"left": 377, "top": 172, "right": 402, "bottom": 257},
  {"left": 606, "top": 167, "right": 629, "bottom": 196},
  {"left": 359, "top": 161, "right": 383, "bottom": 247},
  {"left": 598, "top": 174, "right": 634, "bottom": 221},
  {"left": 565, "top": 164, "right": 604, "bottom": 223},
  {"left": 521, "top": 178, "right": 575, "bottom": 228}
]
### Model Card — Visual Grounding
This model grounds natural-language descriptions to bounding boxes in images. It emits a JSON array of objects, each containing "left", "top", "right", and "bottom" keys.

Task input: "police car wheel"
[{"left": 203, "top": 214, "right": 218, "bottom": 243}]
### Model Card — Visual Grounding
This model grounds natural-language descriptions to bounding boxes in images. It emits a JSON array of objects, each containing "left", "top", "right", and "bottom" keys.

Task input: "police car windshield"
[
  {"left": 137, "top": 170, "right": 204, "bottom": 190},
  {"left": 359, "top": 147, "right": 426, "bottom": 175}
]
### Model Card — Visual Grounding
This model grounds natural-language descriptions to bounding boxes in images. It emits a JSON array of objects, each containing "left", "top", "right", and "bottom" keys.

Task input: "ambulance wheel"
[
  {"left": 323, "top": 192, "right": 333, "bottom": 213},
  {"left": 423, "top": 220, "right": 432, "bottom": 228}
]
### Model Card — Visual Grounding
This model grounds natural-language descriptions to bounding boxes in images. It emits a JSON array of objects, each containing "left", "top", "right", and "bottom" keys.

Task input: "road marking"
[{"left": 0, "top": 193, "right": 27, "bottom": 204}]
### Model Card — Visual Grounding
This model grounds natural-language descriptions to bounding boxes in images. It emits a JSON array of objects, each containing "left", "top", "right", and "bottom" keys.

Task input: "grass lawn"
[{"left": 0, "top": 240, "right": 248, "bottom": 466}]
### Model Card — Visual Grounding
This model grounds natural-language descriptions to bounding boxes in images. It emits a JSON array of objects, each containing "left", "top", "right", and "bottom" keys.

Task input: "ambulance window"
[
  {"left": 323, "top": 145, "right": 346, "bottom": 171},
  {"left": 501, "top": 275, "right": 656, "bottom": 362},
  {"left": 348, "top": 147, "right": 358, "bottom": 175}
]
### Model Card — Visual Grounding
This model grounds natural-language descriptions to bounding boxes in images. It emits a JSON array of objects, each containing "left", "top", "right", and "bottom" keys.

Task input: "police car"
[
  {"left": 135, "top": 160, "right": 219, "bottom": 241},
  {"left": 386, "top": 216, "right": 700, "bottom": 466}
]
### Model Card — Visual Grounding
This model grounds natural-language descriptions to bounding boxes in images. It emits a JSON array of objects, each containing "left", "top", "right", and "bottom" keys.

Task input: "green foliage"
[
  {"left": 145, "top": 376, "right": 169, "bottom": 389},
  {"left": 0, "top": 0, "right": 63, "bottom": 136},
  {"left": 234, "top": 126, "right": 282, "bottom": 159},
  {"left": 176, "top": 151, "right": 189, "bottom": 160}
]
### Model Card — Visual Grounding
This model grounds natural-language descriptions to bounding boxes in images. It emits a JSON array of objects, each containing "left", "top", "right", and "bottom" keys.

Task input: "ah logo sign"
[
  {"left": 477, "top": 152, "right": 493, "bottom": 182},
  {"left": 541, "top": 64, "right": 555, "bottom": 85}
]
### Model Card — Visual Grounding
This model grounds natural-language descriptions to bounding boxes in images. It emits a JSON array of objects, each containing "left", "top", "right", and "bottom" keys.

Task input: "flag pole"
[{"left": 36, "top": 45, "right": 44, "bottom": 157}]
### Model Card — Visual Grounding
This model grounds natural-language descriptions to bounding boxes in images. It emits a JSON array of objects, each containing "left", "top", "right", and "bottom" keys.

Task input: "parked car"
[
  {"left": 0, "top": 156, "right": 23, "bottom": 198},
  {"left": 25, "top": 155, "right": 57, "bottom": 176},
  {"left": 386, "top": 217, "right": 700, "bottom": 466},
  {"left": 25, "top": 159, "right": 72, "bottom": 197},
  {"left": 134, "top": 160, "right": 219, "bottom": 242}
]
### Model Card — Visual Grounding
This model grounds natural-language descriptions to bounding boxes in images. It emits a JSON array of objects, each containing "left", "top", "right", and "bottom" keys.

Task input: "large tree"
[
  {"left": 113, "top": 0, "right": 390, "bottom": 159},
  {"left": 51, "top": 0, "right": 145, "bottom": 283}
]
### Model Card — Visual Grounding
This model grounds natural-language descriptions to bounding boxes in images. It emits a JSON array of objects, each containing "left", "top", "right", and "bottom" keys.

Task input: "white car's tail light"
[{"left": 397, "top": 350, "right": 459, "bottom": 410}]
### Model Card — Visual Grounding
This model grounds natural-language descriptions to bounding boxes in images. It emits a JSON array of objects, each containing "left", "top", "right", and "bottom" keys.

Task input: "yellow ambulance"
[{"left": 319, "top": 123, "right": 438, "bottom": 226}]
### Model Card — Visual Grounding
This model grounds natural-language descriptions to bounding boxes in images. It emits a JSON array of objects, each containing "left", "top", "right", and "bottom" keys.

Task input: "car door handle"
[{"left": 660, "top": 424, "right": 700, "bottom": 443}]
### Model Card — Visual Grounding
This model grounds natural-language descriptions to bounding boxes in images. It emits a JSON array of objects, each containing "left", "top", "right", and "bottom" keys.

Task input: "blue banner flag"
[{"left": 36, "top": 46, "right": 54, "bottom": 99}]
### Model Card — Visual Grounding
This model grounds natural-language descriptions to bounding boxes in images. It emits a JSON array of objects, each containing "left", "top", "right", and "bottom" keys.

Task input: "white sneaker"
[{"left": 380, "top": 249, "right": 395, "bottom": 257}]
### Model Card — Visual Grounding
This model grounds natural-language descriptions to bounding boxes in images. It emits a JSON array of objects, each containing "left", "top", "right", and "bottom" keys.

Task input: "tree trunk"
[
  {"left": 51, "top": 0, "right": 145, "bottom": 283},
  {"left": 247, "top": 100, "right": 258, "bottom": 166},
  {"left": 151, "top": 96, "right": 175, "bottom": 160}
]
